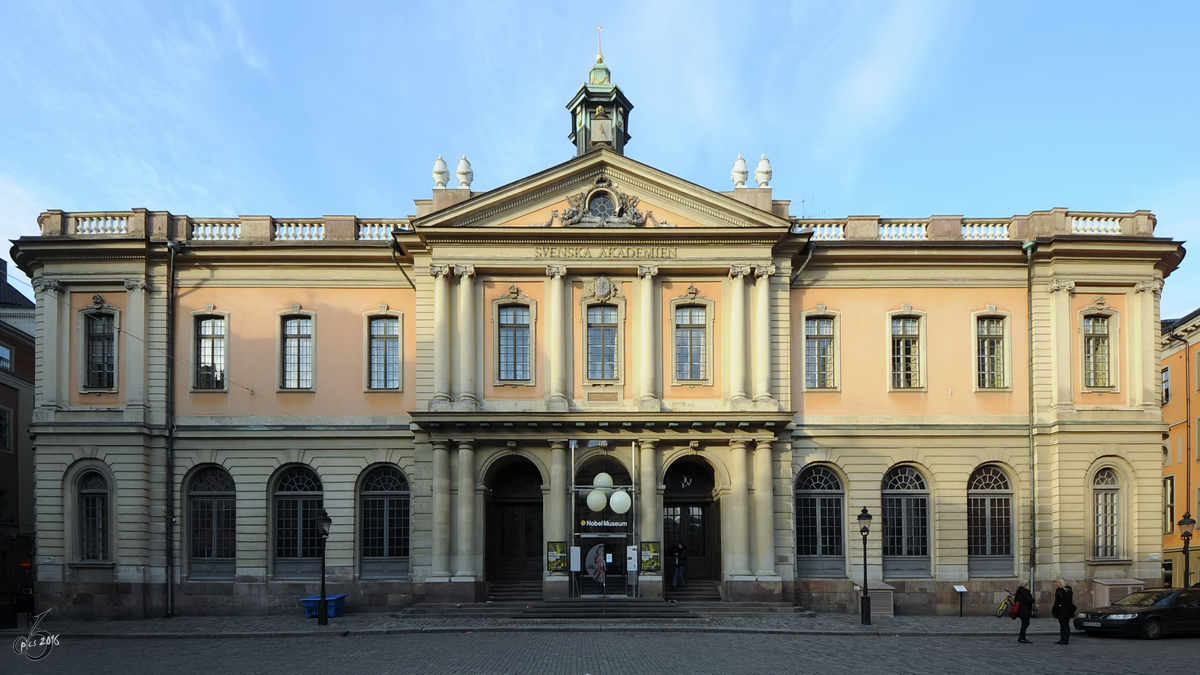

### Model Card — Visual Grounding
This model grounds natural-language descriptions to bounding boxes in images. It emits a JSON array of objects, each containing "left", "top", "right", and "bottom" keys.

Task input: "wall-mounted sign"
[
  {"left": 586, "top": 544, "right": 607, "bottom": 583},
  {"left": 547, "top": 541, "right": 568, "bottom": 572},
  {"left": 569, "top": 546, "right": 581, "bottom": 572},
  {"left": 640, "top": 541, "right": 661, "bottom": 573}
]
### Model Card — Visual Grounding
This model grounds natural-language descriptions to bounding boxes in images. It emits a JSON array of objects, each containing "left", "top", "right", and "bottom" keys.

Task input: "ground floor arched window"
[
  {"left": 360, "top": 465, "right": 410, "bottom": 578},
  {"left": 794, "top": 465, "right": 844, "bottom": 577}
]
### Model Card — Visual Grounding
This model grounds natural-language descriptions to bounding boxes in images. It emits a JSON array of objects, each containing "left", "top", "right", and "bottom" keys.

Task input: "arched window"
[
  {"left": 587, "top": 304, "right": 618, "bottom": 379},
  {"left": 274, "top": 466, "right": 323, "bottom": 579},
  {"left": 795, "top": 466, "right": 844, "bottom": 577},
  {"left": 1093, "top": 468, "right": 1120, "bottom": 559},
  {"left": 360, "top": 466, "right": 411, "bottom": 578},
  {"left": 189, "top": 467, "right": 236, "bottom": 579},
  {"left": 967, "top": 466, "right": 1012, "bottom": 577},
  {"left": 79, "top": 471, "right": 109, "bottom": 561},
  {"left": 881, "top": 466, "right": 930, "bottom": 577}
]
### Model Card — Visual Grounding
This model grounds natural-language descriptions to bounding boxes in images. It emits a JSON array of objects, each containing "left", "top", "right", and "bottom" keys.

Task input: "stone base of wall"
[
  {"left": 38, "top": 579, "right": 420, "bottom": 620},
  {"left": 725, "top": 578, "right": 784, "bottom": 602},
  {"left": 796, "top": 578, "right": 1023, "bottom": 616}
]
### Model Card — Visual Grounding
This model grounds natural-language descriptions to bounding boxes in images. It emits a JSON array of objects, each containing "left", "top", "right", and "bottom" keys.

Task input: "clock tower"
[{"left": 567, "top": 31, "right": 633, "bottom": 157}]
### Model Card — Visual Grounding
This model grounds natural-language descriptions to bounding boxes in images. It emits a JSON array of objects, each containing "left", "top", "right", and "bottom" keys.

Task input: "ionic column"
[
  {"left": 548, "top": 439, "right": 570, "bottom": 554},
  {"left": 637, "top": 265, "right": 659, "bottom": 409},
  {"left": 753, "top": 437, "right": 777, "bottom": 577},
  {"left": 752, "top": 264, "right": 776, "bottom": 402},
  {"left": 727, "top": 438, "right": 752, "bottom": 576},
  {"left": 31, "top": 278, "right": 63, "bottom": 408},
  {"left": 431, "top": 266, "right": 452, "bottom": 403},
  {"left": 638, "top": 438, "right": 661, "bottom": 547},
  {"left": 1132, "top": 279, "right": 1163, "bottom": 409},
  {"left": 454, "top": 265, "right": 477, "bottom": 406},
  {"left": 546, "top": 266, "right": 568, "bottom": 409},
  {"left": 431, "top": 440, "right": 451, "bottom": 578},
  {"left": 1047, "top": 279, "right": 1075, "bottom": 410},
  {"left": 728, "top": 265, "right": 751, "bottom": 402},
  {"left": 454, "top": 439, "right": 477, "bottom": 577}
]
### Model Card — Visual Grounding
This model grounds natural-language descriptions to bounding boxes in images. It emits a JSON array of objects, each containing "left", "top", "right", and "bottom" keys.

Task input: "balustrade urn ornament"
[
  {"left": 456, "top": 156, "right": 473, "bottom": 189},
  {"left": 731, "top": 155, "right": 749, "bottom": 187},
  {"left": 755, "top": 155, "right": 772, "bottom": 188},
  {"left": 432, "top": 156, "right": 450, "bottom": 188}
]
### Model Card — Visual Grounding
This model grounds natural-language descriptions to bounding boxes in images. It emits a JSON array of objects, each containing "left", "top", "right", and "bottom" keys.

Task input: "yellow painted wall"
[
  {"left": 1071, "top": 293, "right": 1128, "bottom": 406},
  {"left": 69, "top": 290, "right": 126, "bottom": 407},
  {"left": 661, "top": 280, "right": 723, "bottom": 400},
  {"left": 481, "top": 279, "right": 545, "bottom": 399}
]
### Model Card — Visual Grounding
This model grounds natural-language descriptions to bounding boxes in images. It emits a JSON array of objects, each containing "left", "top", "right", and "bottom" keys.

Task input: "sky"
[{"left": 1, "top": 0, "right": 1198, "bottom": 317}]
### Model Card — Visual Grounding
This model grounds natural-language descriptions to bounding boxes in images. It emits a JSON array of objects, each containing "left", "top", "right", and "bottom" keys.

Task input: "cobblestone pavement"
[{"left": 6, "top": 629, "right": 1196, "bottom": 675}]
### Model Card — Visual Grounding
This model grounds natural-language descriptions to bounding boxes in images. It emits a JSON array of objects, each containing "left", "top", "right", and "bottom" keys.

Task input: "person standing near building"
[
  {"left": 671, "top": 542, "right": 688, "bottom": 590},
  {"left": 1014, "top": 580, "right": 1035, "bottom": 643},
  {"left": 1051, "top": 579, "right": 1075, "bottom": 645}
]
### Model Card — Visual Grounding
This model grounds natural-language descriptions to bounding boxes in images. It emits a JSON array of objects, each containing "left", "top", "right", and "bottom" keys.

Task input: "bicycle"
[{"left": 995, "top": 588, "right": 1015, "bottom": 618}]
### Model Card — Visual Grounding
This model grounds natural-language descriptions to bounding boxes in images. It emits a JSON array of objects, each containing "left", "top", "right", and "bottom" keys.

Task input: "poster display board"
[
  {"left": 640, "top": 541, "right": 661, "bottom": 573},
  {"left": 547, "top": 541, "right": 568, "bottom": 572}
]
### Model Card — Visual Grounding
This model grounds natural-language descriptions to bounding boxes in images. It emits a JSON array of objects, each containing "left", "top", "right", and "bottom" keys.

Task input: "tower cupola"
[{"left": 567, "top": 27, "right": 633, "bottom": 156}]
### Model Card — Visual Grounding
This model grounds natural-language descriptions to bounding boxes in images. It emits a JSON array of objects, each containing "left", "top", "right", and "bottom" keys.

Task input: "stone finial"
[
  {"left": 731, "top": 154, "right": 749, "bottom": 188},
  {"left": 432, "top": 156, "right": 449, "bottom": 188},
  {"left": 456, "top": 156, "right": 474, "bottom": 189},
  {"left": 755, "top": 154, "right": 772, "bottom": 188}
]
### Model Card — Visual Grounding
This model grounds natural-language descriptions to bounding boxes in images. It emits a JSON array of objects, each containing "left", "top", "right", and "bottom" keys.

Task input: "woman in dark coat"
[
  {"left": 1014, "top": 580, "right": 1035, "bottom": 643},
  {"left": 1051, "top": 579, "right": 1075, "bottom": 645}
]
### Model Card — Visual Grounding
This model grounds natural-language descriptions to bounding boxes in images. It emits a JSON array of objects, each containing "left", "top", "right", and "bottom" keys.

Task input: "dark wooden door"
[
  {"left": 490, "top": 503, "right": 543, "bottom": 581},
  {"left": 664, "top": 504, "right": 713, "bottom": 580}
]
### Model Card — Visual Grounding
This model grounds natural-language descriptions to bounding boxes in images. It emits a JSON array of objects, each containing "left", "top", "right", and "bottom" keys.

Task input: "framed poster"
[
  {"left": 547, "top": 541, "right": 568, "bottom": 572},
  {"left": 640, "top": 541, "right": 661, "bottom": 573}
]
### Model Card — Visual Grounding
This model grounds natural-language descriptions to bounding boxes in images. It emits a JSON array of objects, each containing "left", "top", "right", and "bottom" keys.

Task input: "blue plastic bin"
[{"left": 301, "top": 593, "right": 347, "bottom": 618}]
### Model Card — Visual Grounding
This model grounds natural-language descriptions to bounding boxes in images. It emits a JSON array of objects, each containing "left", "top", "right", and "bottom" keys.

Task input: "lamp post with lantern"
[
  {"left": 1180, "top": 513, "right": 1196, "bottom": 589},
  {"left": 858, "top": 507, "right": 872, "bottom": 625},
  {"left": 316, "top": 509, "right": 333, "bottom": 626}
]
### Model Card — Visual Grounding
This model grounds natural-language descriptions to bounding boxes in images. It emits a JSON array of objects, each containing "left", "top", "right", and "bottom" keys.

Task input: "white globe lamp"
[{"left": 609, "top": 489, "right": 632, "bottom": 514}]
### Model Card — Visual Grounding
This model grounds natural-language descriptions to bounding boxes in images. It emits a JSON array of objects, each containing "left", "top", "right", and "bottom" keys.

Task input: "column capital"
[
  {"left": 545, "top": 265, "right": 567, "bottom": 279},
  {"left": 1047, "top": 278, "right": 1075, "bottom": 293},
  {"left": 637, "top": 265, "right": 659, "bottom": 280},
  {"left": 430, "top": 264, "right": 451, "bottom": 278},
  {"left": 728, "top": 437, "right": 751, "bottom": 449},
  {"left": 454, "top": 438, "right": 476, "bottom": 449},
  {"left": 729, "top": 264, "right": 752, "bottom": 280},
  {"left": 453, "top": 264, "right": 476, "bottom": 279},
  {"left": 754, "top": 263, "right": 776, "bottom": 278},
  {"left": 123, "top": 277, "right": 150, "bottom": 291},
  {"left": 547, "top": 438, "right": 570, "bottom": 449},
  {"left": 32, "top": 278, "right": 63, "bottom": 294},
  {"left": 637, "top": 437, "right": 662, "bottom": 446},
  {"left": 1134, "top": 279, "right": 1163, "bottom": 296}
]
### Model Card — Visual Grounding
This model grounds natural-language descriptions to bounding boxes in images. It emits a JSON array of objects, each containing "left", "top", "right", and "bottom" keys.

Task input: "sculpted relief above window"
[{"left": 546, "top": 177, "right": 648, "bottom": 228}]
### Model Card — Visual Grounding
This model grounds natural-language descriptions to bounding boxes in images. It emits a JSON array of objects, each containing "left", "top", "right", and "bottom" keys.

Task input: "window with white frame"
[
  {"left": 85, "top": 312, "right": 117, "bottom": 389},
  {"left": 360, "top": 465, "right": 411, "bottom": 578},
  {"left": 1162, "top": 367, "right": 1171, "bottom": 405},
  {"left": 967, "top": 465, "right": 1013, "bottom": 577},
  {"left": 881, "top": 466, "right": 930, "bottom": 577},
  {"left": 805, "top": 317, "right": 835, "bottom": 389},
  {"left": 1093, "top": 468, "right": 1120, "bottom": 558},
  {"left": 498, "top": 305, "right": 530, "bottom": 381},
  {"left": 0, "top": 344, "right": 11, "bottom": 372},
  {"left": 794, "top": 465, "right": 844, "bottom": 577},
  {"left": 587, "top": 304, "right": 619, "bottom": 380},
  {"left": 675, "top": 305, "right": 707, "bottom": 381},
  {"left": 281, "top": 315, "right": 313, "bottom": 389},
  {"left": 79, "top": 471, "right": 109, "bottom": 561},
  {"left": 194, "top": 315, "right": 226, "bottom": 390},
  {"left": 189, "top": 466, "right": 236, "bottom": 579},
  {"left": 891, "top": 317, "right": 921, "bottom": 388},
  {"left": 1083, "top": 315, "right": 1111, "bottom": 387},
  {"left": 1164, "top": 475, "right": 1175, "bottom": 535},
  {"left": 977, "top": 317, "right": 1005, "bottom": 388},
  {"left": 368, "top": 316, "right": 401, "bottom": 389}
]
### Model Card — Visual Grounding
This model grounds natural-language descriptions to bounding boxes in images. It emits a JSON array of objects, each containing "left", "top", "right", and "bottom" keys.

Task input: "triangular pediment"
[{"left": 411, "top": 149, "right": 791, "bottom": 231}]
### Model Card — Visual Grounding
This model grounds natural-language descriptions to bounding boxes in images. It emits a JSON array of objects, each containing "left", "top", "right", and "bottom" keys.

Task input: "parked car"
[{"left": 1074, "top": 588, "right": 1200, "bottom": 639}]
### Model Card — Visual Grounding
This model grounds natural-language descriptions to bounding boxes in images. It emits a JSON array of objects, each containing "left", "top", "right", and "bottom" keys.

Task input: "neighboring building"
[
  {"left": 12, "top": 56, "right": 1186, "bottom": 619},
  {"left": 1161, "top": 306, "right": 1200, "bottom": 587},
  {"left": 0, "top": 266, "right": 36, "bottom": 614}
]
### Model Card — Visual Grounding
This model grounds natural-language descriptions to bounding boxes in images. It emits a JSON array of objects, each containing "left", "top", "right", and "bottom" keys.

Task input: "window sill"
[
  {"left": 68, "top": 561, "right": 115, "bottom": 569},
  {"left": 974, "top": 387, "right": 1013, "bottom": 393},
  {"left": 492, "top": 381, "right": 535, "bottom": 388},
  {"left": 190, "top": 388, "right": 229, "bottom": 394},
  {"left": 1087, "top": 558, "right": 1133, "bottom": 566},
  {"left": 802, "top": 387, "right": 840, "bottom": 393},
  {"left": 276, "top": 388, "right": 315, "bottom": 393},
  {"left": 887, "top": 387, "right": 927, "bottom": 393},
  {"left": 364, "top": 388, "right": 403, "bottom": 393}
]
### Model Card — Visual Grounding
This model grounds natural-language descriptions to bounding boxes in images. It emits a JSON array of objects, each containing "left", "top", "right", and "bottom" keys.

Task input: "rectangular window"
[
  {"left": 498, "top": 306, "right": 530, "bottom": 381},
  {"left": 675, "top": 306, "right": 706, "bottom": 381},
  {"left": 1094, "top": 489, "right": 1118, "bottom": 558},
  {"left": 0, "top": 409, "right": 10, "bottom": 451},
  {"left": 281, "top": 316, "right": 313, "bottom": 389},
  {"left": 586, "top": 305, "right": 618, "bottom": 380},
  {"left": 368, "top": 317, "right": 400, "bottom": 389},
  {"left": 891, "top": 317, "right": 920, "bottom": 388},
  {"left": 1083, "top": 315, "right": 1111, "bottom": 387},
  {"left": 0, "top": 344, "right": 11, "bottom": 372},
  {"left": 977, "top": 317, "right": 1004, "bottom": 388},
  {"left": 195, "top": 316, "right": 226, "bottom": 389},
  {"left": 1164, "top": 476, "right": 1175, "bottom": 534},
  {"left": 80, "top": 493, "right": 108, "bottom": 560},
  {"left": 86, "top": 313, "right": 116, "bottom": 389},
  {"left": 882, "top": 496, "right": 928, "bottom": 557},
  {"left": 1163, "top": 367, "right": 1171, "bottom": 405},
  {"left": 805, "top": 317, "right": 835, "bottom": 388}
]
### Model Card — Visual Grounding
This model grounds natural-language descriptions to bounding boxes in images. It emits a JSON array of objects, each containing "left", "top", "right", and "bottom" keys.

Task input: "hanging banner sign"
[
  {"left": 547, "top": 541, "right": 568, "bottom": 572},
  {"left": 640, "top": 541, "right": 661, "bottom": 573}
]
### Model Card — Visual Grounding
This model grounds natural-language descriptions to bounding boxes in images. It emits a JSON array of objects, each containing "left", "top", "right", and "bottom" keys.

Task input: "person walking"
[
  {"left": 1051, "top": 579, "right": 1076, "bottom": 645},
  {"left": 671, "top": 542, "right": 688, "bottom": 590},
  {"left": 1014, "top": 580, "right": 1035, "bottom": 643}
]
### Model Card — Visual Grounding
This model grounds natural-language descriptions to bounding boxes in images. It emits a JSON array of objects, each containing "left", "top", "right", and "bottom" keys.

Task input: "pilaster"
[
  {"left": 546, "top": 266, "right": 568, "bottom": 411},
  {"left": 728, "top": 265, "right": 751, "bottom": 407},
  {"left": 637, "top": 265, "right": 660, "bottom": 411},
  {"left": 752, "top": 264, "right": 776, "bottom": 404},
  {"left": 430, "top": 266, "right": 452, "bottom": 406},
  {"left": 454, "top": 265, "right": 477, "bottom": 409}
]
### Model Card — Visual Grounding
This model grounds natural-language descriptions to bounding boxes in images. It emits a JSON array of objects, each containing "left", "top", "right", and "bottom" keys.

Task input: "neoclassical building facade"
[{"left": 14, "top": 57, "right": 1186, "bottom": 618}]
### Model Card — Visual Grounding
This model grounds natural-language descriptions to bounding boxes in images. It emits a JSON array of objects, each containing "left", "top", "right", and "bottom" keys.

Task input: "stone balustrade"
[
  {"left": 38, "top": 211, "right": 412, "bottom": 243},
  {"left": 791, "top": 208, "right": 1155, "bottom": 241},
  {"left": 879, "top": 221, "right": 928, "bottom": 241},
  {"left": 274, "top": 220, "right": 326, "bottom": 241}
]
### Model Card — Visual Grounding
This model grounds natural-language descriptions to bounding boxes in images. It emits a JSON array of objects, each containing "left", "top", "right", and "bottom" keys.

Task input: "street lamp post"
[
  {"left": 317, "top": 509, "right": 333, "bottom": 626},
  {"left": 858, "top": 507, "right": 873, "bottom": 625},
  {"left": 1180, "top": 513, "right": 1196, "bottom": 589}
]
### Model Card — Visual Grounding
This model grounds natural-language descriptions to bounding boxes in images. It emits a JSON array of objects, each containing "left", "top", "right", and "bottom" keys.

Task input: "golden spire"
[{"left": 596, "top": 25, "right": 603, "bottom": 63}]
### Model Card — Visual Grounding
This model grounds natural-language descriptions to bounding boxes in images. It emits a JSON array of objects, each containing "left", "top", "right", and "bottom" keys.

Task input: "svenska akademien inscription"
[{"left": 533, "top": 246, "right": 678, "bottom": 259}]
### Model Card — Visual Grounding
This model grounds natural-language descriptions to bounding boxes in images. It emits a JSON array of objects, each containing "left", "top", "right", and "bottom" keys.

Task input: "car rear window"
[{"left": 1114, "top": 591, "right": 1175, "bottom": 607}]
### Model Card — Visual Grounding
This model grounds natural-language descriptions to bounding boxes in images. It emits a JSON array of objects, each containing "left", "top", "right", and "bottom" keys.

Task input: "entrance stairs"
[
  {"left": 664, "top": 580, "right": 722, "bottom": 602},
  {"left": 485, "top": 581, "right": 543, "bottom": 602}
]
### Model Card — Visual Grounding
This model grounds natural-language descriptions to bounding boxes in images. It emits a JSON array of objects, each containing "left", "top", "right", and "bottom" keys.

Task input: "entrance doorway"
[
  {"left": 663, "top": 459, "right": 719, "bottom": 586},
  {"left": 486, "top": 461, "right": 543, "bottom": 583},
  {"left": 574, "top": 456, "right": 634, "bottom": 597}
]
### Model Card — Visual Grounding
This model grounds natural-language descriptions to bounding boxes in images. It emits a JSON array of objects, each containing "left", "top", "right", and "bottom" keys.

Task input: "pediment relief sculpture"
[{"left": 542, "top": 177, "right": 649, "bottom": 228}]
